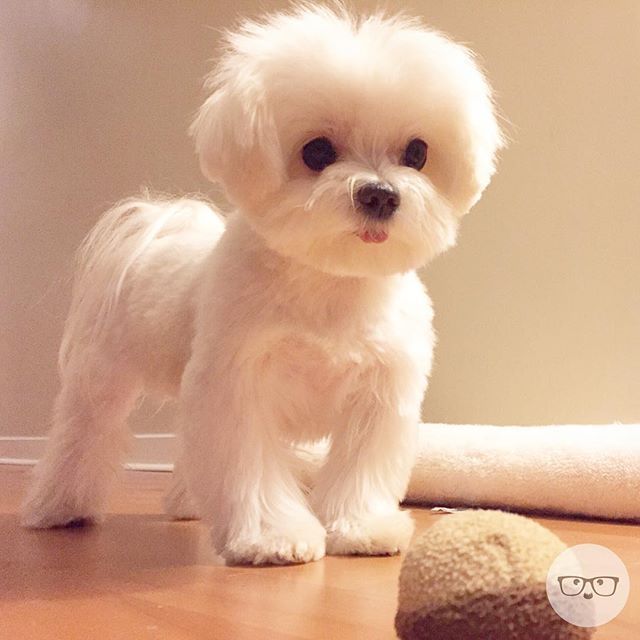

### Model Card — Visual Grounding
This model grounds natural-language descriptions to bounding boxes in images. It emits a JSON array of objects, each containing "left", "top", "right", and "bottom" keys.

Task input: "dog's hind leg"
[
  {"left": 21, "top": 352, "right": 141, "bottom": 528},
  {"left": 163, "top": 450, "right": 201, "bottom": 521}
]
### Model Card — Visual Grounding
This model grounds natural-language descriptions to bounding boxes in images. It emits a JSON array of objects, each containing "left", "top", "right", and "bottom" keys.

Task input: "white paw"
[
  {"left": 163, "top": 481, "right": 201, "bottom": 521},
  {"left": 221, "top": 520, "right": 326, "bottom": 566},
  {"left": 325, "top": 509, "right": 414, "bottom": 556},
  {"left": 21, "top": 492, "right": 103, "bottom": 529}
]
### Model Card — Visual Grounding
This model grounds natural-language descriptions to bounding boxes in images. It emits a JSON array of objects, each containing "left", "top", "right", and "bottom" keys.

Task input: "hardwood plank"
[{"left": 1, "top": 466, "right": 638, "bottom": 639}]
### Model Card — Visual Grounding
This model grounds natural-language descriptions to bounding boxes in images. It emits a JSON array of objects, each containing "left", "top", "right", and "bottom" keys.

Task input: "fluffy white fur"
[{"left": 22, "top": 6, "right": 503, "bottom": 565}]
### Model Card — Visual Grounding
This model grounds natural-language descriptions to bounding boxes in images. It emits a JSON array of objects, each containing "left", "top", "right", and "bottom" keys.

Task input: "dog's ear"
[
  {"left": 459, "top": 89, "right": 505, "bottom": 214},
  {"left": 190, "top": 61, "right": 285, "bottom": 203},
  {"left": 413, "top": 31, "right": 505, "bottom": 217}
]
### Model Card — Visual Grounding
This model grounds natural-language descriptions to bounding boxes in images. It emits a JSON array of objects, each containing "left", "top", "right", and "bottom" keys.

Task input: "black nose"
[{"left": 356, "top": 182, "right": 400, "bottom": 220}]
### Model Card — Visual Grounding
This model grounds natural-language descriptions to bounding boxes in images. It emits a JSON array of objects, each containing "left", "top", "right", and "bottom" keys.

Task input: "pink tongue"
[{"left": 359, "top": 229, "right": 388, "bottom": 243}]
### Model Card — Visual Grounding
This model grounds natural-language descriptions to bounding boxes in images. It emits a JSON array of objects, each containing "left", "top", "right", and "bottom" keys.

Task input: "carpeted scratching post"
[{"left": 405, "top": 424, "right": 640, "bottom": 520}]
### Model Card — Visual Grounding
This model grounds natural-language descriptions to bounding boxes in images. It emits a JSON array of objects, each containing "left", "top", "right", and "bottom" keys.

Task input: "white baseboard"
[{"left": 0, "top": 434, "right": 177, "bottom": 471}]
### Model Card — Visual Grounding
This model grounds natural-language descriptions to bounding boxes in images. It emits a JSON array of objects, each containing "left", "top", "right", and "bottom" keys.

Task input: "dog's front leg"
[
  {"left": 310, "top": 365, "right": 422, "bottom": 556},
  {"left": 179, "top": 351, "right": 326, "bottom": 566}
]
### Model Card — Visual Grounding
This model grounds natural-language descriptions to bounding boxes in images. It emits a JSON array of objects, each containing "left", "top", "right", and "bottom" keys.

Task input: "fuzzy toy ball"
[{"left": 396, "top": 510, "right": 595, "bottom": 640}]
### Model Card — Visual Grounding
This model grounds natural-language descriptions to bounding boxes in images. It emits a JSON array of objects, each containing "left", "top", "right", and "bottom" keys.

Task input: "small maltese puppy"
[{"left": 22, "top": 6, "right": 502, "bottom": 565}]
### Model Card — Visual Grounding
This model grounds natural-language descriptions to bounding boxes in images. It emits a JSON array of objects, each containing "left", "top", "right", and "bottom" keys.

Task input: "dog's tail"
[{"left": 59, "top": 195, "right": 223, "bottom": 371}]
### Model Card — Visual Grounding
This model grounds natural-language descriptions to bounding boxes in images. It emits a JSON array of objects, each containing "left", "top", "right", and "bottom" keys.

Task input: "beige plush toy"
[{"left": 396, "top": 510, "right": 595, "bottom": 639}]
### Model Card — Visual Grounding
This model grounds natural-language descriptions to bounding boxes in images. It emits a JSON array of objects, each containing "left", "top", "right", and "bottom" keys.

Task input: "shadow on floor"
[{"left": 0, "top": 512, "right": 221, "bottom": 602}]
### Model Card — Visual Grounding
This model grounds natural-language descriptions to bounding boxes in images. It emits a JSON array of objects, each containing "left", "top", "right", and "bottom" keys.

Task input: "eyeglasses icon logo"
[
  {"left": 558, "top": 575, "right": 619, "bottom": 598},
  {"left": 547, "top": 544, "right": 629, "bottom": 627}
]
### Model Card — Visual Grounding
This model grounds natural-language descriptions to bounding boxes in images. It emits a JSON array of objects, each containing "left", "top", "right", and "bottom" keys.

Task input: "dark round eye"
[
  {"left": 302, "top": 137, "right": 337, "bottom": 172},
  {"left": 402, "top": 138, "right": 428, "bottom": 171}
]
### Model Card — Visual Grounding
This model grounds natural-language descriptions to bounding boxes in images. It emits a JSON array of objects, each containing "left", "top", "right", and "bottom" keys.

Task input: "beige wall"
[{"left": 1, "top": 0, "right": 639, "bottom": 436}]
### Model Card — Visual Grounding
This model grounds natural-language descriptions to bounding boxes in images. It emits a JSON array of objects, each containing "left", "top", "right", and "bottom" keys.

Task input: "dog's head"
[{"left": 191, "top": 6, "right": 504, "bottom": 277}]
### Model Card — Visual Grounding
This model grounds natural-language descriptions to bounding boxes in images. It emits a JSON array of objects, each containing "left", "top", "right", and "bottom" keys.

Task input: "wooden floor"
[{"left": 1, "top": 466, "right": 638, "bottom": 639}]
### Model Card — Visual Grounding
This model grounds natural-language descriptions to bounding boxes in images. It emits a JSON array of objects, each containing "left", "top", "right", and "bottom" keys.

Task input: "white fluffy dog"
[{"left": 22, "top": 6, "right": 502, "bottom": 565}]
